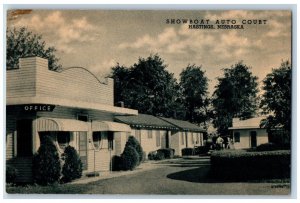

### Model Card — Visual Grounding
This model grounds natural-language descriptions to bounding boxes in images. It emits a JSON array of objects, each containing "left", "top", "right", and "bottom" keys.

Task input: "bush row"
[
  {"left": 32, "top": 136, "right": 82, "bottom": 185},
  {"left": 210, "top": 150, "right": 291, "bottom": 180},
  {"left": 181, "top": 146, "right": 210, "bottom": 156}
]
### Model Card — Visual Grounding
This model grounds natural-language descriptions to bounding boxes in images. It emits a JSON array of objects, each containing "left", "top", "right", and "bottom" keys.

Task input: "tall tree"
[
  {"left": 212, "top": 62, "right": 258, "bottom": 135},
  {"left": 6, "top": 27, "right": 62, "bottom": 71},
  {"left": 260, "top": 61, "right": 291, "bottom": 136},
  {"left": 111, "top": 54, "right": 179, "bottom": 117},
  {"left": 179, "top": 64, "right": 210, "bottom": 128}
]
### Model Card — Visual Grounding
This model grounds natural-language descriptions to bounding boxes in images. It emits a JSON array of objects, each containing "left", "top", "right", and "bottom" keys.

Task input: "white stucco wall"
[{"left": 233, "top": 128, "right": 269, "bottom": 149}]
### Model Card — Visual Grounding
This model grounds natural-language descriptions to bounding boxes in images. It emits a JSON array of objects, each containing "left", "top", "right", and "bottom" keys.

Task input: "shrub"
[
  {"left": 210, "top": 150, "right": 291, "bottom": 180},
  {"left": 148, "top": 151, "right": 157, "bottom": 160},
  {"left": 255, "top": 143, "right": 278, "bottom": 151},
  {"left": 33, "top": 136, "right": 61, "bottom": 185},
  {"left": 6, "top": 165, "right": 18, "bottom": 183},
  {"left": 125, "top": 136, "right": 144, "bottom": 164},
  {"left": 61, "top": 146, "right": 83, "bottom": 183},
  {"left": 157, "top": 148, "right": 175, "bottom": 159},
  {"left": 111, "top": 155, "right": 122, "bottom": 171},
  {"left": 182, "top": 148, "right": 195, "bottom": 156},
  {"left": 154, "top": 151, "right": 165, "bottom": 160},
  {"left": 195, "top": 146, "right": 210, "bottom": 155},
  {"left": 121, "top": 146, "right": 139, "bottom": 170},
  {"left": 254, "top": 142, "right": 290, "bottom": 151}
]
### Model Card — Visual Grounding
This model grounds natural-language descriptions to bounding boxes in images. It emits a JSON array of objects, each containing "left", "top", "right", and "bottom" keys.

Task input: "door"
[
  {"left": 78, "top": 132, "right": 88, "bottom": 170},
  {"left": 250, "top": 131, "right": 257, "bottom": 148},
  {"left": 16, "top": 119, "right": 33, "bottom": 157},
  {"left": 166, "top": 131, "right": 170, "bottom": 148}
]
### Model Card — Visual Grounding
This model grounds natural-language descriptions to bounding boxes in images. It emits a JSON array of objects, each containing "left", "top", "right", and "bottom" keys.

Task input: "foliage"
[
  {"left": 195, "top": 146, "right": 210, "bottom": 155},
  {"left": 121, "top": 146, "right": 140, "bottom": 171},
  {"left": 254, "top": 143, "right": 279, "bottom": 151},
  {"left": 6, "top": 27, "right": 62, "bottom": 71},
  {"left": 181, "top": 148, "right": 195, "bottom": 156},
  {"left": 179, "top": 64, "right": 210, "bottom": 127},
  {"left": 210, "top": 150, "right": 290, "bottom": 180},
  {"left": 154, "top": 151, "right": 165, "bottom": 160},
  {"left": 125, "top": 136, "right": 144, "bottom": 164},
  {"left": 212, "top": 62, "right": 258, "bottom": 135},
  {"left": 61, "top": 146, "right": 83, "bottom": 183},
  {"left": 32, "top": 136, "right": 61, "bottom": 185},
  {"left": 111, "top": 155, "right": 122, "bottom": 171},
  {"left": 111, "top": 54, "right": 180, "bottom": 117},
  {"left": 157, "top": 148, "right": 175, "bottom": 159},
  {"left": 6, "top": 165, "right": 18, "bottom": 183},
  {"left": 148, "top": 151, "right": 157, "bottom": 160},
  {"left": 260, "top": 61, "right": 291, "bottom": 139}
]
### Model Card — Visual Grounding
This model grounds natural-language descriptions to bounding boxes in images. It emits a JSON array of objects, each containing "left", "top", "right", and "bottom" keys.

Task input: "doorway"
[
  {"left": 16, "top": 119, "right": 33, "bottom": 157},
  {"left": 250, "top": 131, "right": 257, "bottom": 148}
]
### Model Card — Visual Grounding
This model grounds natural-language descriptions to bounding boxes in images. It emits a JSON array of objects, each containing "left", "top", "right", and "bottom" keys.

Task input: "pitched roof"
[
  {"left": 115, "top": 114, "right": 178, "bottom": 130},
  {"left": 229, "top": 116, "right": 266, "bottom": 130},
  {"left": 159, "top": 117, "right": 206, "bottom": 132}
]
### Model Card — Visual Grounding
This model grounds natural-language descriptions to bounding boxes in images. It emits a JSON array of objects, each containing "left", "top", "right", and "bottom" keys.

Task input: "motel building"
[
  {"left": 6, "top": 57, "right": 137, "bottom": 183},
  {"left": 228, "top": 117, "right": 269, "bottom": 149},
  {"left": 6, "top": 56, "right": 207, "bottom": 183}
]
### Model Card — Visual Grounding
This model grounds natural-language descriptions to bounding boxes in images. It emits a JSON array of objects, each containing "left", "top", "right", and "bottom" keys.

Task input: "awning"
[
  {"left": 36, "top": 117, "right": 89, "bottom": 132},
  {"left": 92, "top": 121, "right": 131, "bottom": 132}
]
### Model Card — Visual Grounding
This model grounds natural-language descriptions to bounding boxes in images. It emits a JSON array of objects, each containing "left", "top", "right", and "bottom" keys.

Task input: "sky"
[{"left": 7, "top": 10, "right": 291, "bottom": 95}]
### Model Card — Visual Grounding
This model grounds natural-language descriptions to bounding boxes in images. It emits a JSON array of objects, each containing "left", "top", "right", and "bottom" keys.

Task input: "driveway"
[{"left": 74, "top": 156, "right": 290, "bottom": 195}]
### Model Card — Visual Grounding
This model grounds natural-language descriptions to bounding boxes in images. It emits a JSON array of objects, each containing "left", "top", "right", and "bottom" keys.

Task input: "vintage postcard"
[{"left": 5, "top": 9, "right": 292, "bottom": 195}]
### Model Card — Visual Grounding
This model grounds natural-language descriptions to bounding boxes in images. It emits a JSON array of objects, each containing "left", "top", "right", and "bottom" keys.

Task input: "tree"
[
  {"left": 260, "top": 61, "right": 291, "bottom": 139},
  {"left": 212, "top": 62, "right": 258, "bottom": 135},
  {"left": 111, "top": 54, "right": 179, "bottom": 117},
  {"left": 6, "top": 27, "right": 62, "bottom": 71},
  {"left": 179, "top": 64, "right": 210, "bottom": 128}
]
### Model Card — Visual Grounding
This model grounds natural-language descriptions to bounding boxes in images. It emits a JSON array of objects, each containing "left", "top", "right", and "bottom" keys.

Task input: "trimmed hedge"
[
  {"left": 148, "top": 151, "right": 157, "bottom": 160},
  {"left": 125, "top": 136, "right": 144, "bottom": 164},
  {"left": 33, "top": 136, "right": 61, "bottom": 185},
  {"left": 182, "top": 148, "right": 195, "bottom": 156},
  {"left": 255, "top": 142, "right": 290, "bottom": 151},
  {"left": 210, "top": 150, "right": 291, "bottom": 180},
  {"left": 121, "top": 146, "right": 139, "bottom": 170},
  {"left": 195, "top": 146, "right": 210, "bottom": 155},
  {"left": 148, "top": 148, "right": 175, "bottom": 160},
  {"left": 157, "top": 148, "right": 175, "bottom": 159},
  {"left": 61, "top": 146, "right": 83, "bottom": 183}
]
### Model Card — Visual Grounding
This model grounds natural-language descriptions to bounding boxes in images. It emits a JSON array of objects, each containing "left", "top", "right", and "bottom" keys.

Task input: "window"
[
  {"left": 156, "top": 131, "right": 161, "bottom": 147},
  {"left": 147, "top": 130, "right": 153, "bottom": 139},
  {"left": 57, "top": 132, "right": 71, "bottom": 149},
  {"left": 234, "top": 132, "right": 240, "bottom": 143},
  {"left": 191, "top": 132, "right": 194, "bottom": 144},
  {"left": 77, "top": 114, "right": 88, "bottom": 122},
  {"left": 196, "top": 133, "right": 200, "bottom": 144},
  {"left": 181, "top": 132, "right": 185, "bottom": 145},
  {"left": 92, "top": 132, "right": 102, "bottom": 149},
  {"left": 108, "top": 131, "right": 114, "bottom": 150},
  {"left": 135, "top": 129, "right": 141, "bottom": 143}
]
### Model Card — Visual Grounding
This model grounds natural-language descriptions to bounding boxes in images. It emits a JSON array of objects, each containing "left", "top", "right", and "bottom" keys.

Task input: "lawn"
[{"left": 6, "top": 157, "right": 291, "bottom": 195}]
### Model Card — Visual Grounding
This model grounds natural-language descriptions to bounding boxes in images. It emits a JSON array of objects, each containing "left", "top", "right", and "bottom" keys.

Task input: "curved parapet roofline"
[{"left": 58, "top": 66, "right": 110, "bottom": 85}]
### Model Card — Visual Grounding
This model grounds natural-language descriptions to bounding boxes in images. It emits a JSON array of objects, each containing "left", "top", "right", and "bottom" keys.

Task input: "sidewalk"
[{"left": 69, "top": 160, "right": 164, "bottom": 185}]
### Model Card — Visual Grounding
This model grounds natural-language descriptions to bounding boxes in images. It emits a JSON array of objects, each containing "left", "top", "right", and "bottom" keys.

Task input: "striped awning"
[
  {"left": 36, "top": 117, "right": 89, "bottom": 132},
  {"left": 92, "top": 121, "right": 131, "bottom": 132}
]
